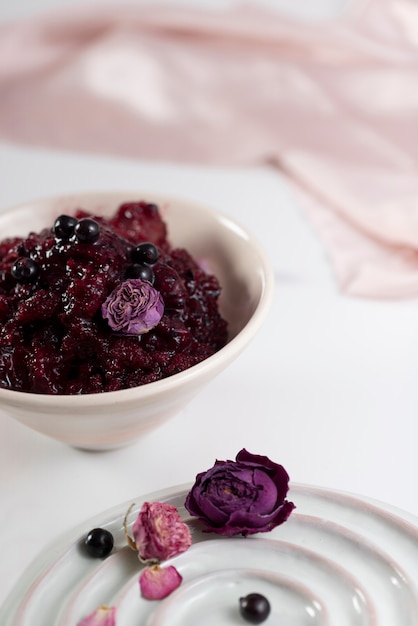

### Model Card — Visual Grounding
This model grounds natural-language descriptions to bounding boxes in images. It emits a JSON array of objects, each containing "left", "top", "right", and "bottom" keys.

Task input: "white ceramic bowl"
[{"left": 0, "top": 191, "right": 273, "bottom": 450}]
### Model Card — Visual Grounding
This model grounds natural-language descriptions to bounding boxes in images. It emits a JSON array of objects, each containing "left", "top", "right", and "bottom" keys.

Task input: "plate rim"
[{"left": 1, "top": 482, "right": 417, "bottom": 622}]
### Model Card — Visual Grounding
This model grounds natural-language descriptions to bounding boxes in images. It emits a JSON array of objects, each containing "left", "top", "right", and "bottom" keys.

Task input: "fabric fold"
[{"left": 0, "top": 0, "right": 417, "bottom": 298}]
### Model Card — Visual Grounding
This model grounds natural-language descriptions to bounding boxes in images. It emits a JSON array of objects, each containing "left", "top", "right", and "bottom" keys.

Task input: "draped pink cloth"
[{"left": 0, "top": 0, "right": 417, "bottom": 298}]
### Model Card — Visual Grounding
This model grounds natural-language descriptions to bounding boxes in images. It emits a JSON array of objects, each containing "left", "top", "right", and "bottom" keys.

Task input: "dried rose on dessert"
[{"left": 102, "top": 279, "right": 164, "bottom": 335}]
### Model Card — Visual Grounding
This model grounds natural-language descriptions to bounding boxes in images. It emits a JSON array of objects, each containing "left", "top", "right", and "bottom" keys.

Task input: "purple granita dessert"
[{"left": 0, "top": 201, "right": 228, "bottom": 394}]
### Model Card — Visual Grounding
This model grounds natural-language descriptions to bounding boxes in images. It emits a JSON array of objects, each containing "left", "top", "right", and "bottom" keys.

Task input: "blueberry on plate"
[
  {"left": 83, "top": 528, "right": 114, "bottom": 558},
  {"left": 239, "top": 593, "right": 271, "bottom": 624}
]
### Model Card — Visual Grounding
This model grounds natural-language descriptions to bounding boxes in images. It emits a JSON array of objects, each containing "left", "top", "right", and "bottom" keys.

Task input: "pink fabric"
[{"left": 0, "top": 0, "right": 417, "bottom": 298}]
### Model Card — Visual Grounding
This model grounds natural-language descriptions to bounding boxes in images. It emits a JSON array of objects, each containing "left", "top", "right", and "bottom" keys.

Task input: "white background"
[{"left": 0, "top": 0, "right": 417, "bottom": 612}]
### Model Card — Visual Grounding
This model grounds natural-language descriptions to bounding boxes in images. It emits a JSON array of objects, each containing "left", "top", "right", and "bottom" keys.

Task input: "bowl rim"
[{"left": 0, "top": 190, "right": 275, "bottom": 406}]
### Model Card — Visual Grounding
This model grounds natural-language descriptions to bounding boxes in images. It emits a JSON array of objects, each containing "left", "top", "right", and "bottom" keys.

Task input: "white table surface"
[{"left": 0, "top": 0, "right": 417, "bottom": 613}]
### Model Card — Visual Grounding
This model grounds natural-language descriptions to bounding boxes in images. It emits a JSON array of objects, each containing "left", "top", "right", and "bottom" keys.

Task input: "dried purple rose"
[
  {"left": 77, "top": 605, "right": 116, "bottom": 626},
  {"left": 185, "top": 449, "right": 295, "bottom": 536},
  {"left": 125, "top": 501, "right": 192, "bottom": 562},
  {"left": 139, "top": 564, "right": 183, "bottom": 600},
  {"left": 101, "top": 279, "right": 164, "bottom": 335}
]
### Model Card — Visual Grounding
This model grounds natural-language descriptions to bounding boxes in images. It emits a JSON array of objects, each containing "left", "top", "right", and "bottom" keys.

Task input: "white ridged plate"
[{"left": 1, "top": 484, "right": 417, "bottom": 625}]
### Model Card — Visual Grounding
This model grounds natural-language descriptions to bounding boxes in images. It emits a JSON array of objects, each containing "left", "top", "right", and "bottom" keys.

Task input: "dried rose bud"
[
  {"left": 77, "top": 605, "right": 116, "bottom": 626},
  {"left": 101, "top": 279, "right": 164, "bottom": 335},
  {"left": 139, "top": 564, "right": 182, "bottom": 600},
  {"left": 132, "top": 501, "right": 192, "bottom": 562},
  {"left": 185, "top": 448, "right": 295, "bottom": 536}
]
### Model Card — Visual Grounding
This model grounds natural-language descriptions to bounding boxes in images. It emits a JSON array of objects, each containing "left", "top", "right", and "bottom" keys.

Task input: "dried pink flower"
[
  {"left": 139, "top": 565, "right": 182, "bottom": 600},
  {"left": 132, "top": 501, "right": 192, "bottom": 562},
  {"left": 101, "top": 279, "right": 164, "bottom": 335},
  {"left": 77, "top": 605, "right": 116, "bottom": 626}
]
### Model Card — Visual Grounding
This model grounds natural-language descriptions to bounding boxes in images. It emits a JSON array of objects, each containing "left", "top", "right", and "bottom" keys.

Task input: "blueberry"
[
  {"left": 125, "top": 263, "right": 155, "bottom": 283},
  {"left": 74, "top": 218, "right": 100, "bottom": 243},
  {"left": 239, "top": 593, "right": 271, "bottom": 624},
  {"left": 132, "top": 242, "right": 159, "bottom": 265},
  {"left": 125, "top": 242, "right": 135, "bottom": 260},
  {"left": 83, "top": 528, "right": 114, "bottom": 558},
  {"left": 53, "top": 215, "right": 78, "bottom": 240},
  {"left": 11, "top": 257, "right": 39, "bottom": 282}
]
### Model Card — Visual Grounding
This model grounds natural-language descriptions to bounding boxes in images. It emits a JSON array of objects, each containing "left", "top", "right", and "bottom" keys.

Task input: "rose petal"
[
  {"left": 220, "top": 499, "right": 296, "bottom": 536},
  {"left": 139, "top": 565, "right": 182, "bottom": 600},
  {"left": 77, "top": 605, "right": 116, "bottom": 626},
  {"left": 237, "top": 449, "right": 291, "bottom": 503}
]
